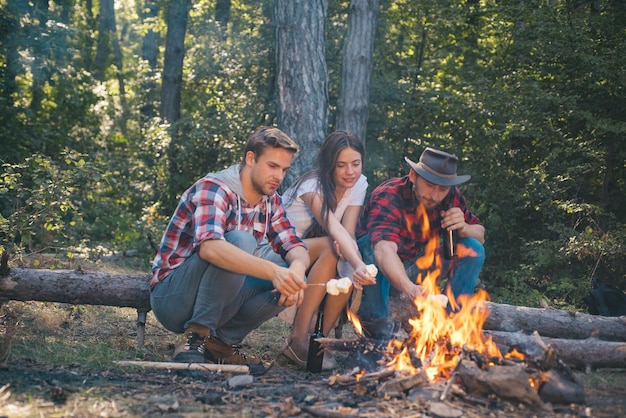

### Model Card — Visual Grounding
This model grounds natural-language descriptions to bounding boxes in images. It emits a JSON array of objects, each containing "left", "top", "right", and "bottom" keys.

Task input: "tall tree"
[
  {"left": 275, "top": 0, "right": 329, "bottom": 183},
  {"left": 139, "top": 0, "right": 159, "bottom": 123},
  {"left": 93, "top": 0, "right": 126, "bottom": 105},
  {"left": 335, "top": 0, "right": 379, "bottom": 146},
  {"left": 161, "top": 0, "right": 191, "bottom": 208},
  {"left": 160, "top": 0, "right": 190, "bottom": 123}
]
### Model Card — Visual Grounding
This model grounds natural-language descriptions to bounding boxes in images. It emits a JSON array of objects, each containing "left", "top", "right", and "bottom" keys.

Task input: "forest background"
[{"left": 0, "top": 0, "right": 624, "bottom": 310}]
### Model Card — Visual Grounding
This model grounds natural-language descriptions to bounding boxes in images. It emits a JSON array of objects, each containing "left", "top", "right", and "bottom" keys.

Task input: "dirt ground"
[
  {"left": 1, "top": 357, "right": 626, "bottom": 417},
  {"left": 2, "top": 311, "right": 626, "bottom": 418}
]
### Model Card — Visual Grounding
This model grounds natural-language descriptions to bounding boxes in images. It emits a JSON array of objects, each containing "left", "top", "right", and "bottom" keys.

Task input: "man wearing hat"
[{"left": 355, "top": 147, "right": 485, "bottom": 339}]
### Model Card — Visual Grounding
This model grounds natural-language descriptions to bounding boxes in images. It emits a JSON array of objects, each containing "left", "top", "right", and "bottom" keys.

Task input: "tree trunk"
[
  {"left": 275, "top": 0, "right": 329, "bottom": 184},
  {"left": 30, "top": 0, "right": 49, "bottom": 113},
  {"left": 335, "top": 0, "right": 379, "bottom": 145},
  {"left": 0, "top": 268, "right": 151, "bottom": 311},
  {"left": 140, "top": 0, "right": 159, "bottom": 122},
  {"left": 160, "top": 0, "right": 191, "bottom": 123},
  {"left": 2, "top": 0, "right": 21, "bottom": 106}
]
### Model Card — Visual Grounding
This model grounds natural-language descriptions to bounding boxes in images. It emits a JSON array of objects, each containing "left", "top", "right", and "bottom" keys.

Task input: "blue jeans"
[
  {"left": 356, "top": 234, "right": 485, "bottom": 320},
  {"left": 150, "top": 231, "right": 284, "bottom": 344}
]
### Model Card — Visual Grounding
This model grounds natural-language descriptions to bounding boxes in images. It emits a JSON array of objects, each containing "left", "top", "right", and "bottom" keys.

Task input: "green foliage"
[
  {"left": 0, "top": 0, "right": 624, "bottom": 310},
  {"left": 0, "top": 151, "right": 95, "bottom": 255}
]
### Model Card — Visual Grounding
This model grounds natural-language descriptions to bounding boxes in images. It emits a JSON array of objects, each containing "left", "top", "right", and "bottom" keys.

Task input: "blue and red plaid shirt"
[
  {"left": 356, "top": 175, "right": 482, "bottom": 262},
  {"left": 151, "top": 171, "right": 305, "bottom": 287}
]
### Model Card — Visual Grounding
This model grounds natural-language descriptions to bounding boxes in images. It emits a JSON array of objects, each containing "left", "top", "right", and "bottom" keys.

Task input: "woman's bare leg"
[{"left": 286, "top": 237, "right": 338, "bottom": 360}]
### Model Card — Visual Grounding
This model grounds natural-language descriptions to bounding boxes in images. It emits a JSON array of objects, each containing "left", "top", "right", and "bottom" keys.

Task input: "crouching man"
[
  {"left": 356, "top": 147, "right": 485, "bottom": 339},
  {"left": 150, "top": 126, "right": 309, "bottom": 369}
]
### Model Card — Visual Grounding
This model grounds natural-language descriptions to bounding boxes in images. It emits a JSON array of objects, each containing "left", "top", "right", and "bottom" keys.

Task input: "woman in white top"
[{"left": 278, "top": 130, "right": 375, "bottom": 369}]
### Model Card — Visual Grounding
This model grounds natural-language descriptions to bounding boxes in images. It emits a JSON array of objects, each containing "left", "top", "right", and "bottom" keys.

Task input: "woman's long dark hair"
[{"left": 286, "top": 130, "right": 365, "bottom": 236}]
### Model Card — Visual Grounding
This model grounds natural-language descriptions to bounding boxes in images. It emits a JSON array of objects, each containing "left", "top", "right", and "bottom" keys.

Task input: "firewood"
[
  {"left": 486, "top": 330, "right": 626, "bottom": 369},
  {"left": 327, "top": 367, "right": 395, "bottom": 386},
  {"left": 376, "top": 370, "right": 428, "bottom": 395}
]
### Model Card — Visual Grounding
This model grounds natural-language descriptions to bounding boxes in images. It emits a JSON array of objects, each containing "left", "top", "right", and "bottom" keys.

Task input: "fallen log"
[
  {"left": 0, "top": 267, "right": 151, "bottom": 309},
  {"left": 1, "top": 267, "right": 151, "bottom": 349},
  {"left": 389, "top": 293, "right": 626, "bottom": 342},
  {"left": 5, "top": 267, "right": 626, "bottom": 353},
  {"left": 486, "top": 330, "right": 626, "bottom": 370},
  {"left": 483, "top": 302, "right": 626, "bottom": 342}
]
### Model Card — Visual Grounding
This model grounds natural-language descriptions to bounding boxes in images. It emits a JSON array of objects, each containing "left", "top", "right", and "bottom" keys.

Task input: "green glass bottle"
[{"left": 306, "top": 310, "right": 324, "bottom": 373}]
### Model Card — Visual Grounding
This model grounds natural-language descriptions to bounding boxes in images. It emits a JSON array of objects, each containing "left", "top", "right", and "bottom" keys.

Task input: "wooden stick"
[
  {"left": 114, "top": 360, "right": 249, "bottom": 374},
  {"left": 440, "top": 351, "right": 465, "bottom": 401}
]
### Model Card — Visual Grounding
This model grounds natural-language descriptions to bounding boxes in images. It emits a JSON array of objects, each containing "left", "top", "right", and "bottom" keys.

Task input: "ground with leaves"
[
  {"left": 1, "top": 254, "right": 626, "bottom": 417},
  {"left": 2, "top": 302, "right": 626, "bottom": 418}
]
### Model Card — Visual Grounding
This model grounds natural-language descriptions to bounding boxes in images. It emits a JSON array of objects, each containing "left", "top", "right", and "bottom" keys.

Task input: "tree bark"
[
  {"left": 275, "top": 0, "right": 329, "bottom": 184},
  {"left": 160, "top": 0, "right": 191, "bottom": 123},
  {"left": 335, "top": 0, "right": 379, "bottom": 145},
  {"left": 0, "top": 268, "right": 151, "bottom": 311},
  {"left": 140, "top": 0, "right": 159, "bottom": 122}
]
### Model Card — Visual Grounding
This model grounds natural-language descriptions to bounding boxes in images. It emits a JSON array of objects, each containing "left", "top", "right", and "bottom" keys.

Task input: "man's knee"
[
  {"left": 459, "top": 237, "right": 485, "bottom": 265},
  {"left": 225, "top": 231, "right": 257, "bottom": 253}
]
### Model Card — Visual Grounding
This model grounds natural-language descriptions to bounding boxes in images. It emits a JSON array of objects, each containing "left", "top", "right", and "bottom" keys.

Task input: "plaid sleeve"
[
  {"left": 363, "top": 179, "right": 406, "bottom": 247},
  {"left": 190, "top": 179, "right": 230, "bottom": 244},
  {"left": 266, "top": 194, "right": 306, "bottom": 257},
  {"left": 448, "top": 188, "right": 482, "bottom": 225}
]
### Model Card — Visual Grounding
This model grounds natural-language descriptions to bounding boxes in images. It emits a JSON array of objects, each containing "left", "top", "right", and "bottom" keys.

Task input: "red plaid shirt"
[
  {"left": 356, "top": 175, "right": 482, "bottom": 262},
  {"left": 151, "top": 173, "right": 304, "bottom": 287}
]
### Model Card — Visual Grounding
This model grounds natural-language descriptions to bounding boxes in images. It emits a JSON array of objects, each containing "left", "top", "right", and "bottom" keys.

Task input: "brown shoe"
[
  {"left": 204, "top": 336, "right": 260, "bottom": 365},
  {"left": 172, "top": 324, "right": 209, "bottom": 363}
]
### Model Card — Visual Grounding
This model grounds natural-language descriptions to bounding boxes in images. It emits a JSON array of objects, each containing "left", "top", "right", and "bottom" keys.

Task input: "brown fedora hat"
[{"left": 405, "top": 147, "right": 471, "bottom": 186}]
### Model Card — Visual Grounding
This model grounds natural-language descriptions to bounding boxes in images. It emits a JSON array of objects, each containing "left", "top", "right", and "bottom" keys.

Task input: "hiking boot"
[
  {"left": 361, "top": 317, "right": 400, "bottom": 341},
  {"left": 204, "top": 335, "right": 261, "bottom": 366},
  {"left": 173, "top": 326, "right": 208, "bottom": 363}
]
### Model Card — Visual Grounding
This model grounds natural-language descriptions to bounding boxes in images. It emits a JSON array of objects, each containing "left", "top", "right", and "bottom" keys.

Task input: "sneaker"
[
  {"left": 361, "top": 317, "right": 400, "bottom": 341},
  {"left": 172, "top": 330, "right": 207, "bottom": 363},
  {"left": 204, "top": 335, "right": 261, "bottom": 366}
]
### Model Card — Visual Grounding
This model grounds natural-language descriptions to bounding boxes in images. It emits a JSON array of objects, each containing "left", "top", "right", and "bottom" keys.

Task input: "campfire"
[{"left": 321, "top": 203, "right": 585, "bottom": 410}]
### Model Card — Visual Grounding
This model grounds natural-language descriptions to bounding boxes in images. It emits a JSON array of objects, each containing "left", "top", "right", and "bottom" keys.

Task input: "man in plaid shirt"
[
  {"left": 150, "top": 126, "right": 310, "bottom": 370},
  {"left": 356, "top": 147, "right": 485, "bottom": 339}
]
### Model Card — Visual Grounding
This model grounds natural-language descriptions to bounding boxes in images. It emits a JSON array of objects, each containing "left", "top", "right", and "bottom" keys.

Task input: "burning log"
[
  {"left": 487, "top": 330, "right": 626, "bottom": 369},
  {"left": 389, "top": 293, "right": 626, "bottom": 342}
]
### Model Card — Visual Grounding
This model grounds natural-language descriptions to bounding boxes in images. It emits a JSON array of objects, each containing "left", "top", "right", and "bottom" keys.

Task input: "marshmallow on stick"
[
  {"left": 365, "top": 264, "right": 378, "bottom": 278},
  {"left": 326, "top": 277, "right": 352, "bottom": 295},
  {"left": 426, "top": 294, "right": 449, "bottom": 307}
]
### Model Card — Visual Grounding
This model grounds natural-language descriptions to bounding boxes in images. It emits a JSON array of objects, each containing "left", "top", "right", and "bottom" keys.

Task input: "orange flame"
[
  {"left": 384, "top": 203, "right": 510, "bottom": 381},
  {"left": 347, "top": 308, "right": 363, "bottom": 336}
]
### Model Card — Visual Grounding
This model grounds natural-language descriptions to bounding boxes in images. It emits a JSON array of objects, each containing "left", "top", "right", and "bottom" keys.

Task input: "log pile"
[
  {"left": 3, "top": 266, "right": 626, "bottom": 368},
  {"left": 389, "top": 292, "right": 626, "bottom": 370}
]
